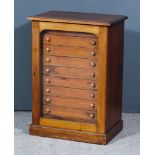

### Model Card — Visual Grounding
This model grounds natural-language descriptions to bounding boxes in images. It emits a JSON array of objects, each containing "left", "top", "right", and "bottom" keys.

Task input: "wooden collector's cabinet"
[{"left": 28, "top": 11, "right": 127, "bottom": 144}]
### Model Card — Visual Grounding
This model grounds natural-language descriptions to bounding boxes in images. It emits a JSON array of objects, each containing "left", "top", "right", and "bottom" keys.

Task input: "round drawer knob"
[
  {"left": 45, "top": 68, "right": 50, "bottom": 73},
  {"left": 46, "top": 37, "right": 50, "bottom": 41},
  {"left": 91, "top": 40, "right": 96, "bottom": 45},
  {"left": 46, "top": 98, "right": 50, "bottom": 103},
  {"left": 46, "top": 78, "right": 50, "bottom": 83},
  {"left": 91, "top": 62, "right": 96, "bottom": 67},
  {"left": 46, "top": 47, "right": 50, "bottom": 52},
  {"left": 91, "top": 93, "right": 95, "bottom": 98},
  {"left": 90, "top": 72, "right": 95, "bottom": 77},
  {"left": 46, "top": 88, "right": 50, "bottom": 93},
  {"left": 46, "top": 108, "right": 50, "bottom": 113},
  {"left": 89, "top": 113, "right": 95, "bottom": 118},
  {"left": 90, "top": 103, "right": 95, "bottom": 108},
  {"left": 46, "top": 57, "right": 51, "bottom": 62},
  {"left": 91, "top": 51, "right": 96, "bottom": 56},
  {"left": 91, "top": 83, "right": 95, "bottom": 88}
]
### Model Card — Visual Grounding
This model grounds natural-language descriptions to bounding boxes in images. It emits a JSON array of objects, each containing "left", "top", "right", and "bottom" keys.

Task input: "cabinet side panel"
[
  {"left": 106, "top": 22, "right": 124, "bottom": 131},
  {"left": 32, "top": 21, "right": 40, "bottom": 124}
]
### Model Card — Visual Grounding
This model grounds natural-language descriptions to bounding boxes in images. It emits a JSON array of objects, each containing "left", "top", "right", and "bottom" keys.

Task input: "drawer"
[
  {"left": 43, "top": 86, "right": 97, "bottom": 100},
  {"left": 43, "top": 65, "right": 97, "bottom": 80},
  {"left": 43, "top": 105, "right": 96, "bottom": 122},
  {"left": 43, "top": 45, "right": 97, "bottom": 59},
  {"left": 43, "top": 34, "right": 97, "bottom": 48},
  {"left": 43, "top": 55, "right": 97, "bottom": 69},
  {"left": 43, "top": 96, "right": 96, "bottom": 110},
  {"left": 43, "top": 75, "right": 97, "bottom": 90},
  {"left": 43, "top": 31, "right": 96, "bottom": 38}
]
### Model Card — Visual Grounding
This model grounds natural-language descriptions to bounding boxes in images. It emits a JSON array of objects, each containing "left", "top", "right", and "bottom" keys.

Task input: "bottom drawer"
[{"left": 43, "top": 105, "right": 96, "bottom": 123}]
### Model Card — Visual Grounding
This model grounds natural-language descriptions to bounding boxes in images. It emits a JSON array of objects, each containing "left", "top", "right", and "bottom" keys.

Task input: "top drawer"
[{"left": 42, "top": 31, "right": 97, "bottom": 48}]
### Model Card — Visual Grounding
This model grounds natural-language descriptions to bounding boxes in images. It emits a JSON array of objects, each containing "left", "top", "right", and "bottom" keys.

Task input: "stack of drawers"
[
  {"left": 41, "top": 31, "right": 98, "bottom": 124},
  {"left": 29, "top": 10, "right": 127, "bottom": 144}
]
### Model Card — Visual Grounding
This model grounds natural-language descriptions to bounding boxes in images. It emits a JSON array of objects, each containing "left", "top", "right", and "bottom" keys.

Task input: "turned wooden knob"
[
  {"left": 91, "top": 62, "right": 96, "bottom": 67},
  {"left": 91, "top": 40, "right": 96, "bottom": 45},
  {"left": 90, "top": 103, "right": 95, "bottom": 108},
  {"left": 46, "top": 108, "right": 50, "bottom": 113},
  {"left": 89, "top": 113, "right": 95, "bottom": 118},
  {"left": 91, "top": 51, "right": 96, "bottom": 56},
  {"left": 45, "top": 68, "right": 50, "bottom": 73},
  {"left": 46, "top": 78, "right": 50, "bottom": 83},
  {"left": 46, "top": 88, "right": 50, "bottom": 93},
  {"left": 46, "top": 37, "right": 50, "bottom": 41},
  {"left": 46, "top": 47, "right": 50, "bottom": 52},
  {"left": 46, "top": 57, "right": 51, "bottom": 62},
  {"left": 91, "top": 83, "right": 95, "bottom": 88},
  {"left": 90, "top": 72, "right": 95, "bottom": 77},
  {"left": 46, "top": 98, "right": 50, "bottom": 103},
  {"left": 91, "top": 93, "right": 95, "bottom": 98}
]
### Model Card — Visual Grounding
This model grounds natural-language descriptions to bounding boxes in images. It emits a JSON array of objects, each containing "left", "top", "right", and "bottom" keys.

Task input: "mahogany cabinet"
[{"left": 28, "top": 10, "right": 127, "bottom": 144}]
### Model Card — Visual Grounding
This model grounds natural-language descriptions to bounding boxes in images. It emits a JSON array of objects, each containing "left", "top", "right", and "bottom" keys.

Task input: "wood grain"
[
  {"left": 43, "top": 55, "right": 97, "bottom": 69},
  {"left": 32, "top": 21, "right": 40, "bottom": 125},
  {"left": 43, "top": 86, "right": 97, "bottom": 100},
  {"left": 29, "top": 120, "right": 122, "bottom": 144},
  {"left": 29, "top": 11, "right": 127, "bottom": 144},
  {"left": 105, "top": 22, "right": 124, "bottom": 131},
  {"left": 97, "top": 26, "right": 108, "bottom": 133},
  {"left": 43, "top": 33, "right": 97, "bottom": 48},
  {"left": 43, "top": 75, "right": 97, "bottom": 90},
  {"left": 43, "top": 105, "right": 96, "bottom": 121},
  {"left": 28, "top": 10, "right": 128, "bottom": 26},
  {"left": 39, "top": 22, "right": 99, "bottom": 36},
  {"left": 39, "top": 117, "right": 97, "bottom": 132},
  {"left": 43, "top": 65, "right": 97, "bottom": 80},
  {"left": 43, "top": 96, "right": 96, "bottom": 110},
  {"left": 43, "top": 30, "right": 96, "bottom": 38},
  {"left": 43, "top": 45, "right": 97, "bottom": 58}
]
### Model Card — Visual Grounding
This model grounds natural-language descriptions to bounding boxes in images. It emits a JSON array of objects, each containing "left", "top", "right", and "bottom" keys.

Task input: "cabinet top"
[{"left": 28, "top": 10, "right": 127, "bottom": 26}]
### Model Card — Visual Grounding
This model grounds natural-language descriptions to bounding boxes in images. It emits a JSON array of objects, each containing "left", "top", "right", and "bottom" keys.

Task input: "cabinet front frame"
[{"left": 32, "top": 21, "right": 108, "bottom": 133}]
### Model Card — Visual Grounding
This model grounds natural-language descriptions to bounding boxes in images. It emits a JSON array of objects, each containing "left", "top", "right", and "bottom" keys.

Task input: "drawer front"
[
  {"left": 43, "top": 34, "right": 97, "bottom": 48},
  {"left": 43, "top": 45, "right": 97, "bottom": 59},
  {"left": 43, "top": 75, "right": 97, "bottom": 90},
  {"left": 43, "top": 86, "right": 97, "bottom": 100},
  {"left": 43, "top": 96, "right": 96, "bottom": 110},
  {"left": 43, "top": 55, "right": 97, "bottom": 69},
  {"left": 43, "top": 105, "right": 96, "bottom": 122},
  {"left": 43, "top": 65, "right": 97, "bottom": 80}
]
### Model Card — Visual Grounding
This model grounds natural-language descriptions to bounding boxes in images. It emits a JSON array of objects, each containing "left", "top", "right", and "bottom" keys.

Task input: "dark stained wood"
[
  {"left": 43, "top": 96, "right": 96, "bottom": 110},
  {"left": 43, "top": 65, "right": 97, "bottom": 80},
  {"left": 43, "top": 86, "right": 97, "bottom": 100},
  {"left": 28, "top": 10, "right": 127, "bottom": 26},
  {"left": 43, "top": 75, "right": 97, "bottom": 90},
  {"left": 105, "top": 22, "right": 124, "bottom": 131},
  {"left": 43, "top": 55, "right": 97, "bottom": 69},
  {"left": 43, "top": 45, "right": 97, "bottom": 58}
]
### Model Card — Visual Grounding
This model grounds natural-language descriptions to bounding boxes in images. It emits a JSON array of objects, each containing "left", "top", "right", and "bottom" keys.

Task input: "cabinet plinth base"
[{"left": 29, "top": 120, "right": 123, "bottom": 145}]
